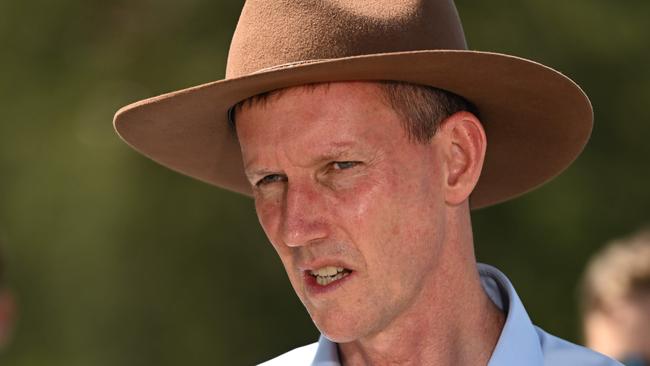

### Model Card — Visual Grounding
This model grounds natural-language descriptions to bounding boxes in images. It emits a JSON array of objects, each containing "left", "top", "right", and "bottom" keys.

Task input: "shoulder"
[
  {"left": 257, "top": 342, "right": 319, "bottom": 366},
  {"left": 535, "top": 327, "right": 623, "bottom": 366}
]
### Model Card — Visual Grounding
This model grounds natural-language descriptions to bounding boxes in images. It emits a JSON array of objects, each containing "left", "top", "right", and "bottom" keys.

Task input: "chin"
[
  {"left": 310, "top": 309, "right": 370, "bottom": 343},
  {"left": 318, "top": 327, "right": 361, "bottom": 343}
]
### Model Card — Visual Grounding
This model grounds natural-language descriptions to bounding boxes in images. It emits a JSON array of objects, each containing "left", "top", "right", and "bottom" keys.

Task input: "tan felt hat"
[{"left": 113, "top": 0, "right": 593, "bottom": 209}]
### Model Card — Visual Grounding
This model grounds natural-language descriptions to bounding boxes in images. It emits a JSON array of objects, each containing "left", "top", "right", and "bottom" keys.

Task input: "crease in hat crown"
[{"left": 226, "top": 0, "right": 467, "bottom": 78}]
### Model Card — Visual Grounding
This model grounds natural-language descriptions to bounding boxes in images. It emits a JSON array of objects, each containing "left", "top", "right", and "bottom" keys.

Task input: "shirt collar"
[
  {"left": 311, "top": 263, "right": 543, "bottom": 366},
  {"left": 479, "top": 263, "right": 544, "bottom": 366},
  {"left": 312, "top": 335, "right": 340, "bottom": 366}
]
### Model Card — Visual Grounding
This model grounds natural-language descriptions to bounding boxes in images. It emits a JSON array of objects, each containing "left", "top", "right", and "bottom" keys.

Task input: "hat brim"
[{"left": 113, "top": 50, "right": 592, "bottom": 209}]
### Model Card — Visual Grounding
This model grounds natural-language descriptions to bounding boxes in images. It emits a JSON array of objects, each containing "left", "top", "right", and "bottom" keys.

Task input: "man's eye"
[
  {"left": 332, "top": 161, "right": 360, "bottom": 170},
  {"left": 256, "top": 174, "right": 286, "bottom": 187}
]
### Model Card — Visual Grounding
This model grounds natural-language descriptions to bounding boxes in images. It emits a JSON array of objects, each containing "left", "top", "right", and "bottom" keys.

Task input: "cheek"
[
  {"left": 335, "top": 173, "right": 406, "bottom": 251},
  {"left": 341, "top": 169, "right": 418, "bottom": 228},
  {"left": 334, "top": 173, "right": 389, "bottom": 228},
  {"left": 255, "top": 199, "right": 283, "bottom": 246},
  {"left": 255, "top": 200, "right": 300, "bottom": 281},
  {"left": 343, "top": 166, "right": 443, "bottom": 267}
]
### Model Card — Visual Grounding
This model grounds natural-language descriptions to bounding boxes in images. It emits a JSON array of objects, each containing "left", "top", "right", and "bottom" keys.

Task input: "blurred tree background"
[{"left": 0, "top": 0, "right": 648, "bottom": 364}]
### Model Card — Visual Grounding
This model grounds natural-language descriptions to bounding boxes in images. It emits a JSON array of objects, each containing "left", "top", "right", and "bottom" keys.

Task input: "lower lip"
[{"left": 304, "top": 271, "right": 354, "bottom": 295}]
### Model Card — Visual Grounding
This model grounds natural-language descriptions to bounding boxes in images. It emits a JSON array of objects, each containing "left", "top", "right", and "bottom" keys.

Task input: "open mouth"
[{"left": 309, "top": 266, "right": 352, "bottom": 286}]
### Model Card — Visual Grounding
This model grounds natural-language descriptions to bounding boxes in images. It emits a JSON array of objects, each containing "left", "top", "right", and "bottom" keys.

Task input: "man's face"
[{"left": 236, "top": 82, "right": 450, "bottom": 342}]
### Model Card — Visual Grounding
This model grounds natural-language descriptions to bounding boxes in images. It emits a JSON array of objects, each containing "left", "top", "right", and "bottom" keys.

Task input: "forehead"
[
  {"left": 234, "top": 82, "right": 407, "bottom": 159},
  {"left": 235, "top": 81, "right": 387, "bottom": 126}
]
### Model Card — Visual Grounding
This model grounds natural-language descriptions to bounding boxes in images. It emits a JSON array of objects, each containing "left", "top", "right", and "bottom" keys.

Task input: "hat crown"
[{"left": 226, "top": 0, "right": 467, "bottom": 78}]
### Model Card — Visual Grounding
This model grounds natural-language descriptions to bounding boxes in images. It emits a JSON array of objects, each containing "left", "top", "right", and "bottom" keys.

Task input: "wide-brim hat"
[{"left": 113, "top": 0, "right": 592, "bottom": 209}]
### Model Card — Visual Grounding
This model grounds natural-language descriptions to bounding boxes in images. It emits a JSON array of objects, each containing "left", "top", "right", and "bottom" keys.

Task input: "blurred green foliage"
[{"left": 0, "top": 0, "right": 649, "bottom": 364}]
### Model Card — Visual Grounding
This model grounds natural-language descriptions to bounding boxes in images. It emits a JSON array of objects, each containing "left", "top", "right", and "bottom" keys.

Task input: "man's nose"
[{"left": 280, "top": 181, "right": 329, "bottom": 247}]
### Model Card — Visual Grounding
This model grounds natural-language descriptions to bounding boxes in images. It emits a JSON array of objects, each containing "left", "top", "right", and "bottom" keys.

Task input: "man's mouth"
[{"left": 309, "top": 266, "right": 352, "bottom": 286}]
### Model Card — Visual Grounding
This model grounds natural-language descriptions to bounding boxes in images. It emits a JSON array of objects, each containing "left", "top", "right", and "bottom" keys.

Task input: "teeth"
[
  {"left": 315, "top": 271, "right": 349, "bottom": 286},
  {"left": 310, "top": 266, "right": 350, "bottom": 286},
  {"left": 310, "top": 266, "right": 344, "bottom": 277}
]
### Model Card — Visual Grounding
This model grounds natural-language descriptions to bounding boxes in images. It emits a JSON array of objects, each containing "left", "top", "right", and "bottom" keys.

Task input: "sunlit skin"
[{"left": 236, "top": 82, "right": 505, "bottom": 365}]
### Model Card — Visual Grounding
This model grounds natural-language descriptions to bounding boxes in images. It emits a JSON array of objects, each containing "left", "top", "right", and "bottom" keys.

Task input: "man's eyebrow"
[
  {"left": 244, "top": 141, "right": 360, "bottom": 178},
  {"left": 245, "top": 168, "right": 279, "bottom": 181},
  {"left": 305, "top": 141, "right": 361, "bottom": 166}
]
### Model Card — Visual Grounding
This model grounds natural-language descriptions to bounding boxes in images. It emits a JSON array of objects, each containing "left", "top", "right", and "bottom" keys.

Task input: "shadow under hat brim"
[{"left": 113, "top": 49, "right": 592, "bottom": 209}]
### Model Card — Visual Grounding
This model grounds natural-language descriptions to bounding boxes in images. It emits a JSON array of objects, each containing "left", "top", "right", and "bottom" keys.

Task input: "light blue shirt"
[{"left": 259, "top": 263, "right": 622, "bottom": 366}]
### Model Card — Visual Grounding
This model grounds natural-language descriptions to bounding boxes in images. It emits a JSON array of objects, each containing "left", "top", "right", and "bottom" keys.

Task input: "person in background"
[
  {"left": 581, "top": 228, "right": 650, "bottom": 366},
  {"left": 0, "top": 242, "right": 16, "bottom": 351}
]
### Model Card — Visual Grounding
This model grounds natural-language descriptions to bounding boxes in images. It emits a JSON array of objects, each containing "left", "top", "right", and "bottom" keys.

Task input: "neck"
[{"left": 338, "top": 204, "right": 505, "bottom": 366}]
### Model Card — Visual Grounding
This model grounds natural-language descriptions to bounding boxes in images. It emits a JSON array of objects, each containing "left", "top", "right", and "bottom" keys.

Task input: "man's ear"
[{"left": 438, "top": 111, "right": 486, "bottom": 206}]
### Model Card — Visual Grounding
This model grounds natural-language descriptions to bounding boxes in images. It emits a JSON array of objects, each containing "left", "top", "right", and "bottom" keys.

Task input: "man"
[
  {"left": 581, "top": 228, "right": 650, "bottom": 366},
  {"left": 114, "top": 0, "right": 621, "bottom": 364}
]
